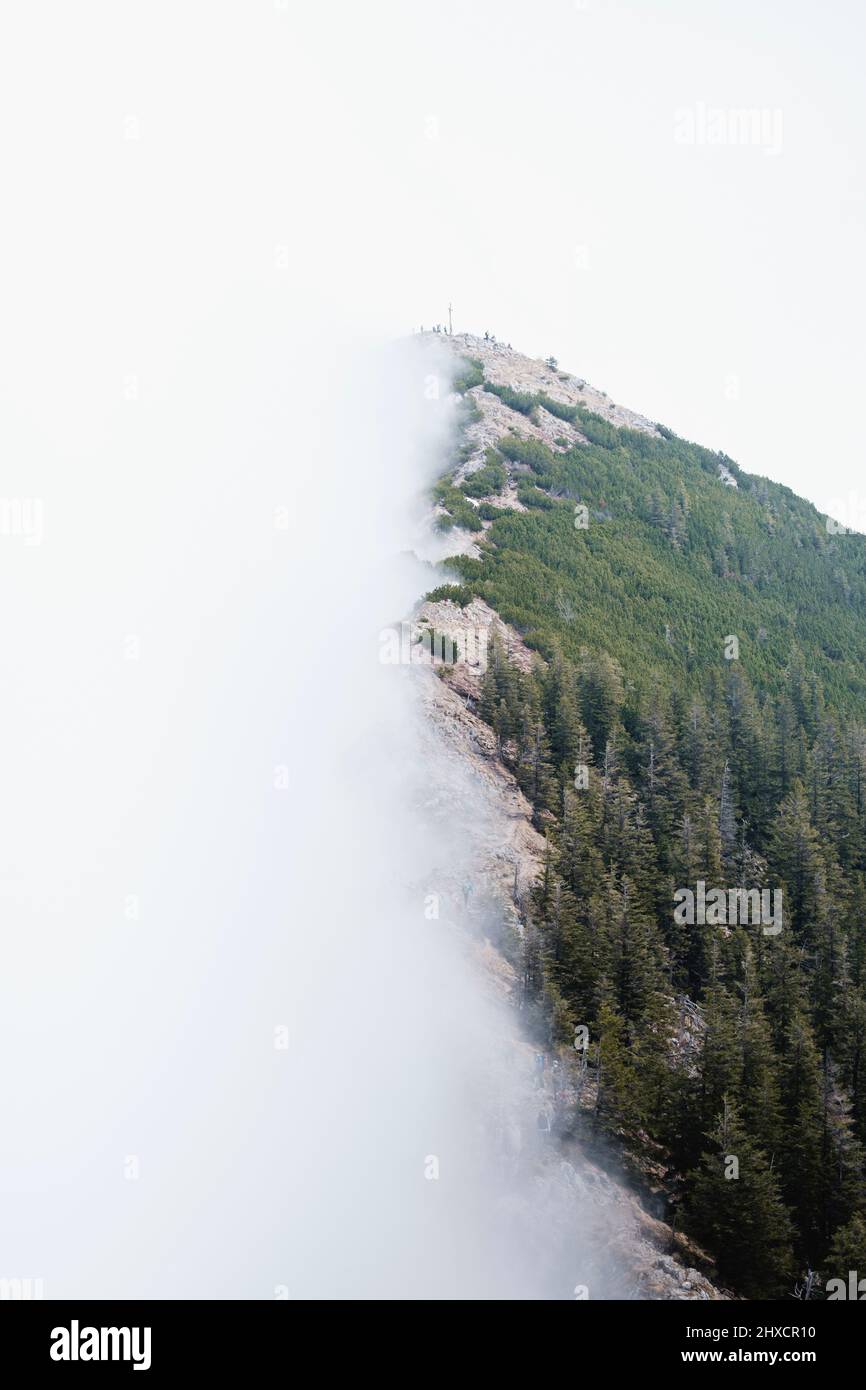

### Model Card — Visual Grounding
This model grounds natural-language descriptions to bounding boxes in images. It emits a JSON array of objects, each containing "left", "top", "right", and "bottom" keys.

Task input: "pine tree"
[
  {"left": 594, "top": 1000, "right": 642, "bottom": 1144},
  {"left": 686, "top": 1100, "right": 794, "bottom": 1297},
  {"left": 598, "top": 871, "right": 666, "bottom": 1027},
  {"left": 777, "top": 1010, "right": 826, "bottom": 1260},
  {"left": 514, "top": 704, "right": 557, "bottom": 823},
  {"left": 578, "top": 650, "right": 624, "bottom": 755},
  {"left": 824, "top": 1213, "right": 866, "bottom": 1290},
  {"left": 557, "top": 785, "right": 603, "bottom": 896},
  {"left": 543, "top": 653, "right": 584, "bottom": 771},
  {"left": 724, "top": 665, "right": 767, "bottom": 831},
  {"left": 737, "top": 943, "right": 784, "bottom": 1160},
  {"left": 718, "top": 759, "right": 737, "bottom": 865},
  {"left": 810, "top": 866, "right": 847, "bottom": 1057},
  {"left": 682, "top": 696, "right": 721, "bottom": 795},
  {"left": 638, "top": 693, "right": 689, "bottom": 866},
  {"left": 697, "top": 985, "right": 742, "bottom": 1135},
  {"left": 765, "top": 781, "right": 825, "bottom": 943}
]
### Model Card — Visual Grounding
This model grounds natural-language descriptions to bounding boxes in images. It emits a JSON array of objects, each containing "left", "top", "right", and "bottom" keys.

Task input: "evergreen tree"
[
  {"left": 777, "top": 1010, "right": 826, "bottom": 1260},
  {"left": 594, "top": 1000, "right": 642, "bottom": 1144},
  {"left": 598, "top": 871, "right": 666, "bottom": 1027},
  {"left": 824, "top": 1213, "right": 866, "bottom": 1290},
  {"left": 765, "top": 782, "right": 825, "bottom": 942},
  {"left": 686, "top": 1100, "right": 794, "bottom": 1297},
  {"left": 578, "top": 650, "right": 624, "bottom": 755}
]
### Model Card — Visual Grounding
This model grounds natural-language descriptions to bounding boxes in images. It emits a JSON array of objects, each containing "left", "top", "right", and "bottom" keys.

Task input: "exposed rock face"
[
  {"left": 414, "top": 659, "right": 727, "bottom": 1300},
  {"left": 424, "top": 330, "right": 662, "bottom": 551},
  {"left": 455, "top": 381, "right": 588, "bottom": 479},
  {"left": 417, "top": 665, "right": 546, "bottom": 915},
  {"left": 429, "top": 331, "right": 660, "bottom": 474},
  {"left": 413, "top": 595, "right": 537, "bottom": 700}
]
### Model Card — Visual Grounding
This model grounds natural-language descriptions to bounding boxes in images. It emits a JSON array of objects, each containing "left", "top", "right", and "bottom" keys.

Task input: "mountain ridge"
[
  {"left": 423, "top": 330, "right": 866, "bottom": 717},
  {"left": 414, "top": 329, "right": 866, "bottom": 1298}
]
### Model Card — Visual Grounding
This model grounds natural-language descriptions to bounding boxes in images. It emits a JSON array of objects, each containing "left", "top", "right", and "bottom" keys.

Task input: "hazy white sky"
[
  {"left": 3, "top": 1, "right": 860, "bottom": 512},
  {"left": 287, "top": 0, "right": 862, "bottom": 514}
]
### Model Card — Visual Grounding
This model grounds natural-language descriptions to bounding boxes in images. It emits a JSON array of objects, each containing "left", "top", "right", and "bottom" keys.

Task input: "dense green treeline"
[
  {"left": 438, "top": 374, "right": 866, "bottom": 713},
  {"left": 434, "top": 359, "right": 866, "bottom": 1296},
  {"left": 476, "top": 634, "right": 866, "bottom": 1296}
]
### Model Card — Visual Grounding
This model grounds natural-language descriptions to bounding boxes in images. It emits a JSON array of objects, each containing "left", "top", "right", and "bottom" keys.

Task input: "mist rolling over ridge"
[{"left": 2, "top": 3, "right": 865, "bottom": 1339}]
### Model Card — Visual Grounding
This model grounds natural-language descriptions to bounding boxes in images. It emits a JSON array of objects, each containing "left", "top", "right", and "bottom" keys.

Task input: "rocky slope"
[
  {"left": 428, "top": 329, "right": 741, "bottom": 509},
  {"left": 441, "top": 330, "right": 660, "bottom": 453}
]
